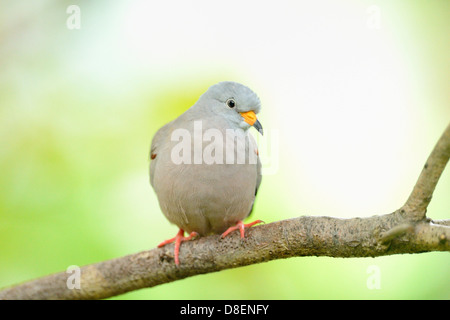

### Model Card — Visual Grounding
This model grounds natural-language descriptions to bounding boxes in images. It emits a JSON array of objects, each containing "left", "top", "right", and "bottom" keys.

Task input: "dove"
[{"left": 150, "top": 81, "right": 263, "bottom": 265}]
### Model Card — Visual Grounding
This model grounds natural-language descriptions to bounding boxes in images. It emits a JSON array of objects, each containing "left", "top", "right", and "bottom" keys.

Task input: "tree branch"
[
  {"left": 402, "top": 123, "right": 450, "bottom": 220},
  {"left": 432, "top": 219, "right": 450, "bottom": 227},
  {"left": 1, "top": 122, "right": 449, "bottom": 300}
]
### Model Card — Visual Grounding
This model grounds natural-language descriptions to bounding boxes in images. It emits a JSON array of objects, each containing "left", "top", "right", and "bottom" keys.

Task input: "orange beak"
[
  {"left": 240, "top": 111, "right": 257, "bottom": 126},
  {"left": 240, "top": 111, "right": 263, "bottom": 135}
]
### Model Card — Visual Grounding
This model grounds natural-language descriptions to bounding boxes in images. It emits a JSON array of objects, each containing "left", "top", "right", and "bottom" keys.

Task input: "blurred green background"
[{"left": 0, "top": 0, "right": 449, "bottom": 299}]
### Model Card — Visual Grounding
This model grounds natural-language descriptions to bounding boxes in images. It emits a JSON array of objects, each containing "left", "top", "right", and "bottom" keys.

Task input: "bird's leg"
[
  {"left": 221, "top": 220, "right": 264, "bottom": 239},
  {"left": 158, "top": 229, "right": 198, "bottom": 266}
]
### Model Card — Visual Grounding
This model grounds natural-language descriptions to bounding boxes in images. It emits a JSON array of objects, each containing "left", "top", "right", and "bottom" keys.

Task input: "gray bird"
[{"left": 149, "top": 81, "right": 263, "bottom": 265}]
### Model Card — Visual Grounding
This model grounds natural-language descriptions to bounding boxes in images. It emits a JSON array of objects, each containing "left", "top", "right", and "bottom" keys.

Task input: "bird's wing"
[
  {"left": 149, "top": 120, "right": 174, "bottom": 187},
  {"left": 255, "top": 153, "right": 262, "bottom": 196},
  {"left": 246, "top": 135, "right": 262, "bottom": 219}
]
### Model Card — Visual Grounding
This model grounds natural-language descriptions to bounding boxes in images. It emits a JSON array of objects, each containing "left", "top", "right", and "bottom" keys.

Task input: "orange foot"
[
  {"left": 221, "top": 220, "right": 264, "bottom": 239},
  {"left": 158, "top": 229, "right": 198, "bottom": 266}
]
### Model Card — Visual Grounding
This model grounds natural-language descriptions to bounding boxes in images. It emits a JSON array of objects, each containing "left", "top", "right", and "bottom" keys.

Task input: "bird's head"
[{"left": 199, "top": 81, "right": 263, "bottom": 135}]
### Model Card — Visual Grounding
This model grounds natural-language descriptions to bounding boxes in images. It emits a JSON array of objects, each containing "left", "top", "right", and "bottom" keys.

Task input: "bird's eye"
[{"left": 226, "top": 98, "right": 236, "bottom": 109}]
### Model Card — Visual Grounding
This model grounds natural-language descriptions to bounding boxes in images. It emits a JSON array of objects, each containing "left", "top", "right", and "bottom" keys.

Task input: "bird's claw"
[
  {"left": 158, "top": 229, "right": 199, "bottom": 266},
  {"left": 221, "top": 220, "right": 264, "bottom": 239}
]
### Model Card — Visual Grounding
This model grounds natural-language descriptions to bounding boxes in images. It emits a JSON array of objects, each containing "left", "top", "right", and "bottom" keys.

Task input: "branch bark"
[
  {"left": 1, "top": 123, "right": 449, "bottom": 300},
  {"left": 403, "top": 123, "right": 450, "bottom": 220}
]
